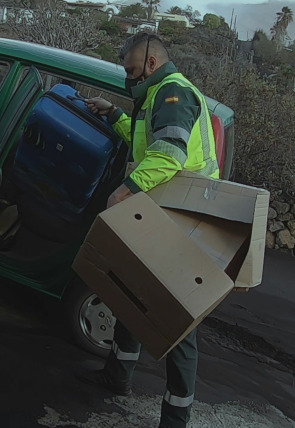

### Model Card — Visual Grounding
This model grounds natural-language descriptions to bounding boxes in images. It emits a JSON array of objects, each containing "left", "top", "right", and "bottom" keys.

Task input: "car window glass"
[
  {"left": 38, "top": 70, "right": 133, "bottom": 115},
  {"left": 76, "top": 83, "right": 133, "bottom": 114},
  {"left": 9, "top": 67, "right": 31, "bottom": 98},
  {"left": 0, "top": 62, "right": 10, "bottom": 89}
]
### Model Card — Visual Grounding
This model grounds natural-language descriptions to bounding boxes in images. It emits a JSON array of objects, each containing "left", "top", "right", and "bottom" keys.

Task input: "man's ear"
[{"left": 147, "top": 55, "right": 157, "bottom": 72}]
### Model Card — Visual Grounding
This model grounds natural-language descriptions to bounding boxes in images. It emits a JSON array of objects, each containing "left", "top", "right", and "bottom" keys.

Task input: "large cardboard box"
[{"left": 72, "top": 172, "right": 269, "bottom": 359}]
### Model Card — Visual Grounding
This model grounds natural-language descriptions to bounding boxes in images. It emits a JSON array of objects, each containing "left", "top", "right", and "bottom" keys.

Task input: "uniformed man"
[{"left": 86, "top": 31, "right": 219, "bottom": 428}]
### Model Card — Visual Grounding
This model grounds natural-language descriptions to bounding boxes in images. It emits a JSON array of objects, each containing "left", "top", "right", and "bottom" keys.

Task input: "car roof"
[{"left": 0, "top": 38, "right": 127, "bottom": 93}]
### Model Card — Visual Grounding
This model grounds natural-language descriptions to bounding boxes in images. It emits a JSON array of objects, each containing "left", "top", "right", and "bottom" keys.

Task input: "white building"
[
  {"left": 0, "top": 1, "right": 11, "bottom": 23},
  {"left": 114, "top": 16, "right": 159, "bottom": 34},
  {"left": 0, "top": 1, "right": 34, "bottom": 24},
  {"left": 153, "top": 12, "right": 194, "bottom": 28}
]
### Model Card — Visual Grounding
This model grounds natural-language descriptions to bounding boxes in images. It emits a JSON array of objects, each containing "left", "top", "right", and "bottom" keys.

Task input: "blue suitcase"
[{"left": 13, "top": 84, "right": 118, "bottom": 221}]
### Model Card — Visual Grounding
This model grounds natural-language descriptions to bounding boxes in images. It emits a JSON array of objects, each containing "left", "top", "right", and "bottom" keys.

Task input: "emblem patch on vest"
[{"left": 165, "top": 96, "right": 179, "bottom": 104}]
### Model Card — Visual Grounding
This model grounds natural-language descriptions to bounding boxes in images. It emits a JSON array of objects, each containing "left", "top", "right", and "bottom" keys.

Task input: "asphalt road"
[{"left": 1, "top": 249, "right": 295, "bottom": 427}]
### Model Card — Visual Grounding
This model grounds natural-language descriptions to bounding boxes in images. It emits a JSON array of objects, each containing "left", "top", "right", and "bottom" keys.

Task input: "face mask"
[
  {"left": 124, "top": 36, "right": 151, "bottom": 97},
  {"left": 125, "top": 73, "right": 145, "bottom": 97}
]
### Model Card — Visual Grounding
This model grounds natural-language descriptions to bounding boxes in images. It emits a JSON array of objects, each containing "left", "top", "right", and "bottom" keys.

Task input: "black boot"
[{"left": 81, "top": 369, "right": 132, "bottom": 396}]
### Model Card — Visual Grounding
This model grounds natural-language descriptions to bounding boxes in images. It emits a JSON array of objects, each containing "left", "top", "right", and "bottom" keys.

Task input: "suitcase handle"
[
  {"left": 67, "top": 90, "right": 86, "bottom": 101},
  {"left": 67, "top": 95, "right": 86, "bottom": 102}
]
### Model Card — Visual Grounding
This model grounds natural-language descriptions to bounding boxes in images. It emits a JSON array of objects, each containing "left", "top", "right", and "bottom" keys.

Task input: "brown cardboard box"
[
  {"left": 147, "top": 171, "right": 270, "bottom": 288},
  {"left": 72, "top": 172, "right": 269, "bottom": 359}
]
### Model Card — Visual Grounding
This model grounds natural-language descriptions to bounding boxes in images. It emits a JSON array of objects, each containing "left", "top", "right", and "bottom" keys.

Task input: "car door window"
[
  {"left": 0, "top": 62, "right": 10, "bottom": 89},
  {"left": 75, "top": 84, "right": 133, "bottom": 115},
  {"left": 34, "top": 70, "right": 134, "bottom": 114},
  {"left": 0, "top": 66, "right": 43, "bottom": 164}
]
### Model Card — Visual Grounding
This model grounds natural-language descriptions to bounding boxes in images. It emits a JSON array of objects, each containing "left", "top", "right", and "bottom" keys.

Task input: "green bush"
[
  {"left": 203, "top": 14, "right": 221, "bottom": 29},
  {"left": 119, "top": 3, "right": 146, "bottom": 19},
  {"left": 87, "top": 43, "right": 118, "bottom": 63},
  {"left": 158, "top": 20, "right": 187, "bottom": 42},
  {"left": 100, "top": 20, "right": 120, "bottom": 36}
]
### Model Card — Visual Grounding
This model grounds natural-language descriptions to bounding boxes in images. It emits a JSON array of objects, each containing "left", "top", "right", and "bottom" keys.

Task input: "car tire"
[{"left": 62, "top": 277, "right": 115, "bottom": 358}]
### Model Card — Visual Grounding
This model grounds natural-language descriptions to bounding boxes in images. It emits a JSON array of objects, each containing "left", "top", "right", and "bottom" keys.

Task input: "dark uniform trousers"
[{"left": 104, "top": 320, "right": 198, "bottom": 428}]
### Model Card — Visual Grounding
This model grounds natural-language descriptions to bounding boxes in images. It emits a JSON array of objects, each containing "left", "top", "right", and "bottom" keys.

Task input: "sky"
[
  {"left": 159, "top": 0, "right": 295, "bottom": 40},
  {"left": 67, "top": 0, "right": 295, "bottom": 41}
]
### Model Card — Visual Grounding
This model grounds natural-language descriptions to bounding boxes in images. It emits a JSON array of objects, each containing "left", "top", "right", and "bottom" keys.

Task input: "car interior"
[{"left": 0, "top": 72, "right": 131, "bottom": 265}]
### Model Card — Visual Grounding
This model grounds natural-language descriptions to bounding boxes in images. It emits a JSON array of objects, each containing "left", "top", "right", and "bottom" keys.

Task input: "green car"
[{"left": 0, "top": 38, "right": 234, "bottom": 356}]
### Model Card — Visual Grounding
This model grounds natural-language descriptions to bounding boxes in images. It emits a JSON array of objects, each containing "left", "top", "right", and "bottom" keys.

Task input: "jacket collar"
[{"left": 131, "top": 61, "right": 178, "bottom": 100}]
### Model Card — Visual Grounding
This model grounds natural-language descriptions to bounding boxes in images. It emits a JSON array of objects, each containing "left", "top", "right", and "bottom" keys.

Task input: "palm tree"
[
  {"left": 166, "top": 6, "right": 182, "bottom": 15},
  {"left": 271, "top": 6, "right": 293, "bottom": 49},
  {"left": 141, "top": 0, "right": 160, "bottom": 20}
]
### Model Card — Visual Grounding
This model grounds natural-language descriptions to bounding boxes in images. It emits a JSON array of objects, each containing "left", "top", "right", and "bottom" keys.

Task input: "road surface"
[{"left": 0, "top": 249, "right": 294, "bottom": 427}]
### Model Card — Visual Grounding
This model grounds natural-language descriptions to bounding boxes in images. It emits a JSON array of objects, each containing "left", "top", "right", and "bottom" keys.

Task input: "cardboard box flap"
[
  {"left": 163, "top": 208, "right": 251, "bottom": 271},
  {"left": 148, "top": 173, "right": 269, "bottom": 224},
  {"left": 236, "top": 193, "right": 269, "bottom": 287}
]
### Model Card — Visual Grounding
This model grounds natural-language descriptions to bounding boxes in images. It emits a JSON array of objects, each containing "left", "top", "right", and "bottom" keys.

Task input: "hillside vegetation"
[{"left": 166, "top": 24, "right": 295, "bottom": 203}]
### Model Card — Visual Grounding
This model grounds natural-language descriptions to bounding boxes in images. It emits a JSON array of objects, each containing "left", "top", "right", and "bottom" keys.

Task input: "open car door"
[{"left": 0, "top": 66, "right": 43, "bottom": 167}]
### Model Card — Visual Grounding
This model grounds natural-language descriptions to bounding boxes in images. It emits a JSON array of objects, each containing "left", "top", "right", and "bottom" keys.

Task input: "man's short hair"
[{"left": 119, "top": 32, "right": 168, "bottom": 60}]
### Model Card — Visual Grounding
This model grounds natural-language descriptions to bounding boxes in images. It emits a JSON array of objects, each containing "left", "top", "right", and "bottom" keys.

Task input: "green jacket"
[{"left": 110, "top": 62, "right": 219, "bottom": 192}]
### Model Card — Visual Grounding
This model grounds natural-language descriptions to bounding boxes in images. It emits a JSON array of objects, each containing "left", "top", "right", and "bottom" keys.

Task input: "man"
[{"left": 86, "top": 32, "right": 219, "bottom": 428}]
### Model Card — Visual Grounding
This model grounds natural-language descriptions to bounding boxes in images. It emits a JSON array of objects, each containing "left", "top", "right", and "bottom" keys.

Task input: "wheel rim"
[{"left": 79, "top": 294, "right": 116, "bottom": 350}]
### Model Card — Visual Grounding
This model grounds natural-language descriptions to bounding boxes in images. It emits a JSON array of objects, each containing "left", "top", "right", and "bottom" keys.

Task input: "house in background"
[
  {"left": 113, "top": 16, "right": 158, "bottom": 34},
  {"left": 65, "top": 1, "right": 119, "bottom": 19},
  {"left": 153, "top": 12, "right": 194, "bottom": 29},
  {"left": 0, "top": 1, "right": 35, "bottom": 24},
  {"left": 1, "top": 0, "right": 193, "bottom": 34},
  {"left": 114, "top": 10, "right": 194, "bottom": 34},
  {"left": 0, "top": 0, "right": 13, "bottom": 23}
]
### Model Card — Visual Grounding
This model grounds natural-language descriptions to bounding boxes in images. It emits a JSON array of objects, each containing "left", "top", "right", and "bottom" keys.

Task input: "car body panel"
[
  {"left": 0, "top": 60, "right": 25, "bottom": 118},
  {"left": 0, "top": 38, "right": 127, "bottom": 94},
  {"left": 0, "top": 66, "right": 43, "bottom": 164}
]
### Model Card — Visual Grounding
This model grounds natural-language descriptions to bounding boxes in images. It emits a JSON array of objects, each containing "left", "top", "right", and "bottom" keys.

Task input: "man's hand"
[
  {"left": 107, "top": 184, "right": 135, "bottom": 208},
  {"left": 85, "top": 97, "right": 116, "bottom": 116}
]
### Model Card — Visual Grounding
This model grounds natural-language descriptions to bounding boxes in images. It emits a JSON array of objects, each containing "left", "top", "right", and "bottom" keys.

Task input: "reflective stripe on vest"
[
  {"left": 153, "top": 126, "right": 191, "bottom": 143},
  {"left": 148, "top": 140, "right": 187, "bottom": 165},
  {"left": 112, "top": 342, "right": 140, "bottom": 361},
  {"left": 164, "top": 390, "right": 195, "bottom": 408},
  {"left": 133, "top": 117, "right": 147, "bottom": 162}
]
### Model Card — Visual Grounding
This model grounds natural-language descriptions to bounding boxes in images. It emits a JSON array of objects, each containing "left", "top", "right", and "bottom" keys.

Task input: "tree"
[
  {"left": 253, "top": 29, "right": 277, "bottom": 64},
  {"left": 141, "top": 0, "right": 160, "bottom": 20},
  {"left": 203, "top": 13, "right": 221, "bottom": 30},
  {"left": 119, "top": 3, "right": 147, "bottom": 19},
  {"left": 166, "top": 6, "right": 182, "bottom": 15},
  {"left": 183, "top": 5, "right": 200, "bottom": 23},
  {"left": 271, "top": 6, "right": 293, "bottom": 50},
  {"left": 7, "top": 0, "right": 105, "bottom": 53},
  {"left": 100, "top": 20, "right": 121, "bottom": 36}
]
